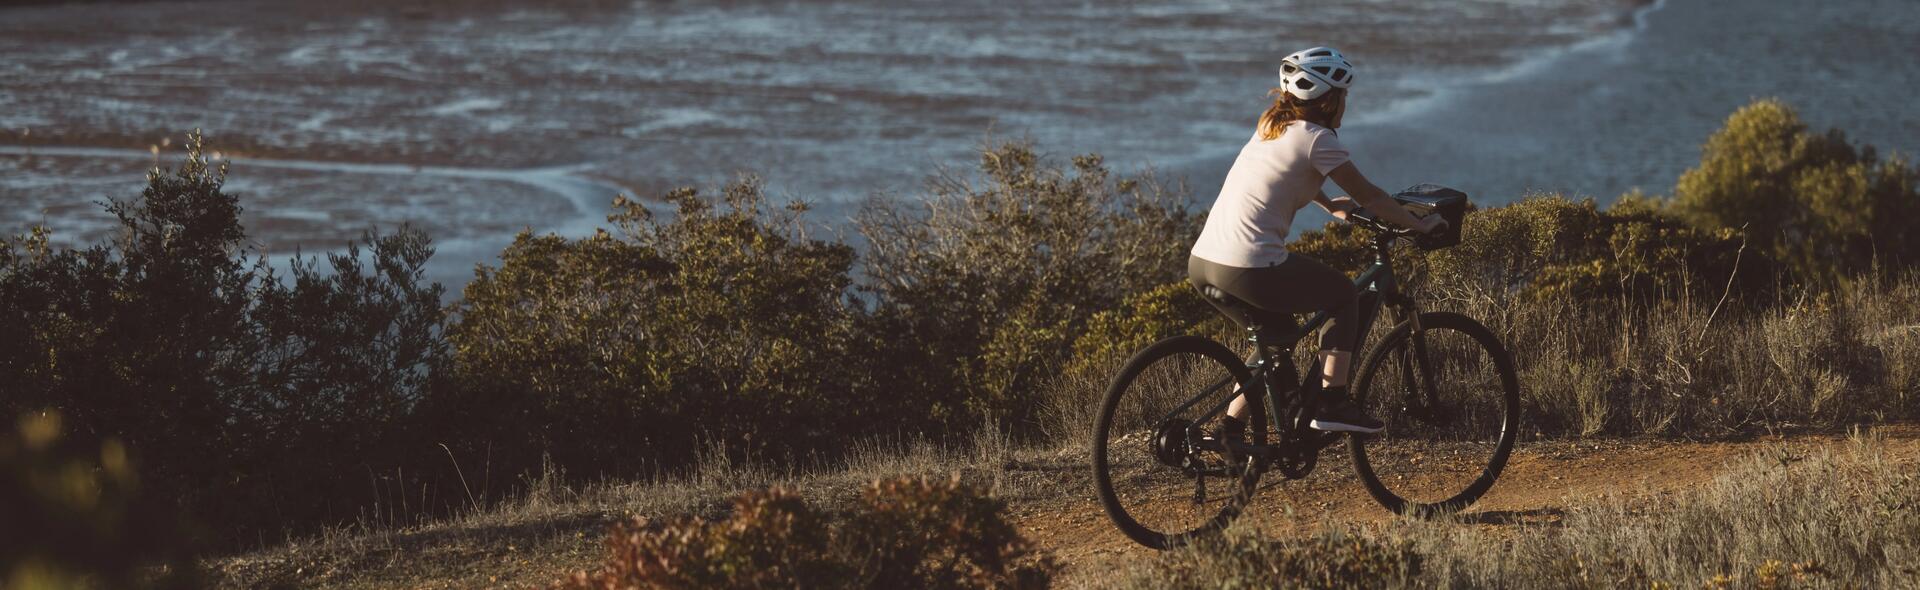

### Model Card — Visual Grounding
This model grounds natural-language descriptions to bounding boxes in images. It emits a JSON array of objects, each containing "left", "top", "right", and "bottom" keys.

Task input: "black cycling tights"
[{"left": 1187, "top": 253, "right": 1357, "bottom": 352}]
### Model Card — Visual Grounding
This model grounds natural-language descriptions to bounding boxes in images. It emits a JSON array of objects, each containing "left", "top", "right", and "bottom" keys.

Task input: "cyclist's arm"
[
  {"left": 1326, "top": 162, "right": 1436, "bottom": 232},
  {"left": 1311, "top": 191, "right": 1357, "bottom": 220}
]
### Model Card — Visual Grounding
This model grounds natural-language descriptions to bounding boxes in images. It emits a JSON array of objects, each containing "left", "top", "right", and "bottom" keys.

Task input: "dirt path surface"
[{"left": 1003, "top": 426, "right": 1920, "bottom": 588}]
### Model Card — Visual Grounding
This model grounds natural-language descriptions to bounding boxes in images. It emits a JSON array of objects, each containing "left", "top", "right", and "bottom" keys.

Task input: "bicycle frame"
[{"left": 1161, "top": 231, "right": 1437, "bottom": 466}]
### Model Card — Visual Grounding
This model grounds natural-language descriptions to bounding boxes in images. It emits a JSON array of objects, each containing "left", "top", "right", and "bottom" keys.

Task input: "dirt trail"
[{"left": 1003, "top": 426, "right": 1920, "bottom": 588}]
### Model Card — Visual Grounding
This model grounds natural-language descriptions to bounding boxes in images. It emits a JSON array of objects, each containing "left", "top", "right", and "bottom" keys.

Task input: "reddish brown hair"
[{"left": 1256, "top": 88, "right": 1345, "bottom": 141}]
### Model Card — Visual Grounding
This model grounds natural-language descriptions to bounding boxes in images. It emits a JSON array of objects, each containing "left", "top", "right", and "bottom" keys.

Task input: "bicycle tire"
[
  {"left": 1347, "top": 311, "right": 1519, "bottom": 518},
  {"left": 1092, "top": 335, "right": 1264, "bottom": 549}
]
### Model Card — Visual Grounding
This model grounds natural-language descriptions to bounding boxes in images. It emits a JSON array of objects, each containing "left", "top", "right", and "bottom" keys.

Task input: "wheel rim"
[
  {"left": 1349, "top": 313, "right": 1519, "bottom": 516},
  {"left": 1092, "top": 336, "right": 1261, "bottom": 548}
]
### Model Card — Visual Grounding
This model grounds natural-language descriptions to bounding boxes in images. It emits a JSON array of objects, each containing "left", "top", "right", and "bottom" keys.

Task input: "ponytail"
[{"left": 1255, "top": 88, "right": 1345, "bottom": 141}]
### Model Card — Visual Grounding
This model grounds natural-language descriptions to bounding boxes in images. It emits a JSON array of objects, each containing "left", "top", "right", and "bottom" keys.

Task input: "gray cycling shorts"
[{"left": 1187, "top": 254, "right": 1358, "bottom": 352}]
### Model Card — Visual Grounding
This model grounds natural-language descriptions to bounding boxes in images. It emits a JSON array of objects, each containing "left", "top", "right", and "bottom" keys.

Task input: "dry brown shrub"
[{"left": 554, "top": 476, "right": 1051, "bottom": 589}]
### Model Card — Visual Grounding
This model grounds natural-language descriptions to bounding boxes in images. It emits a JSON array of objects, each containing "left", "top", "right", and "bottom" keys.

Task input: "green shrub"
[
  {"left": 439, "top": 178, "right": 867, "bottom": 480},
  {"left": 553, "top": 476, "right": 1051, "bottom": 589},
  {"left": 1675, "top": 99, "right": 1920, "bottom": 283},
  {"left": 1066, "top": 281, "right": 1219, "bottom": 375},
  {"left": 1291, "top": 195, "right": 1755, "bottom": 312},
  {"left": 0, "top": 133, "right": 447, "bottom": 544},
  {"left": 857, "top": 143, "right": 1198, "bottom": 432}
]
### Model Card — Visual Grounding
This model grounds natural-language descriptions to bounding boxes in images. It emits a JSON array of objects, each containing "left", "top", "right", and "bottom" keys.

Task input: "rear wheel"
[
  {"left": 1348, "top": 312, "right": 1519, "bottom": 517},
  {"left": 1092, "top": 335, "right": 1265, "bottom": 549}
]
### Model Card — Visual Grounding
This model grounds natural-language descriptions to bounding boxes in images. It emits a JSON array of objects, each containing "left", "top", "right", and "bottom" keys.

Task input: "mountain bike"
[{"left": 1090, "top": 188, "right": 1520, "bottom": 549}]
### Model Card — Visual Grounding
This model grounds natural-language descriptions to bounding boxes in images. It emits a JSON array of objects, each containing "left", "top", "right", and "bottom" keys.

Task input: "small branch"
[
  {"left": 440, "top": 443, "right": 479, "bottom": 514},
  {"left": 1697, "top": 227, "right": 1749, "bottom": 344}
]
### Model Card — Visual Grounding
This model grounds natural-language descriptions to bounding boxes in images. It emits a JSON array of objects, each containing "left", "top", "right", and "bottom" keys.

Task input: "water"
[{"left": 2, "top": 0, "right": 1915, "bottom": 286}]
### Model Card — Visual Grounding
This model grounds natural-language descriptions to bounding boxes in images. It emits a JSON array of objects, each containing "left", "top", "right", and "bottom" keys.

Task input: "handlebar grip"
[{"left": 1344, "top": 207, "right": 1416, "bottom": 236}]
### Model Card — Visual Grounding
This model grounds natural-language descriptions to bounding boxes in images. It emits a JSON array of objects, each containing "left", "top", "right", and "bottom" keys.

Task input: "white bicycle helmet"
[{"left": 1278, "top": 46, "right": 1355, "bottom": 101}]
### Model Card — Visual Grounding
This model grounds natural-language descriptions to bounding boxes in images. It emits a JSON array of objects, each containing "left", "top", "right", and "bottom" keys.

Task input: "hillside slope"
[{"left": 207, "top": 425, "right": 1920, "bottom": 588}]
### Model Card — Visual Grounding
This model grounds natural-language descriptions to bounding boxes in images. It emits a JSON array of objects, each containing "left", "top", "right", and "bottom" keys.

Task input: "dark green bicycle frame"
[{"left": 1158, "top": 232, "right": 1434, "bottom": 455}]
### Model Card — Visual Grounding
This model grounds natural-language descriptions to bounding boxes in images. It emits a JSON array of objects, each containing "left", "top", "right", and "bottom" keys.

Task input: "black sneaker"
[
  {"left": 1206, "top": 416, "right": 1249, "bottom": 472},
  {"left": 1200, "top": 416, "right": 1246, "bottom": 449},
  {"left": 1309, "top": 390, "right": 1385, "bottom": 433}
]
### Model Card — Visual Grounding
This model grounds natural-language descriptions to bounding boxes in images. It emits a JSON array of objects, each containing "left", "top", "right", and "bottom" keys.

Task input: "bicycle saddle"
[{"left": 1198, "top": 285, "right": 1298, "bottom": 335}]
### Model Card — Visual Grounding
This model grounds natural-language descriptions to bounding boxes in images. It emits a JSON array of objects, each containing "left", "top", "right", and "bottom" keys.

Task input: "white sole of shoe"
[{"left": 1309, "top": 419, "right": 1384, "bottom": 434}]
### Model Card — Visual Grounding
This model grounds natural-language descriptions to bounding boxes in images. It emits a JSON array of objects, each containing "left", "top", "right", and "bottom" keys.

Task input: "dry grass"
[
  {"left": 202, "top": 430, "right": 1028, "bottom": 588},
  {"left": 1126, "top": 428, "right": 1920, "bottom": 589},
  {"left": 1437, "top": 269, "right": 1920, "bottom": 438},
  {"left": 200, "top": 268, "right": 1920, "bottom": 588}
]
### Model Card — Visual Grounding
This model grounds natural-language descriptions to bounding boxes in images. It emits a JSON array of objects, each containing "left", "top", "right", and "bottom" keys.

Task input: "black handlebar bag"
[{"left": 1392, "top": 184, "right": 1468, "bottom": 250}]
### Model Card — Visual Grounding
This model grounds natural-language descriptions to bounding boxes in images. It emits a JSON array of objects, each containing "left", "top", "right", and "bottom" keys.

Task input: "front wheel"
[
  {"left": 1092, "top": 335, "right": 1265, "bottom": 549},
  {"left": 1348, "top": 311, "right": 1519, "bottom": 517}
]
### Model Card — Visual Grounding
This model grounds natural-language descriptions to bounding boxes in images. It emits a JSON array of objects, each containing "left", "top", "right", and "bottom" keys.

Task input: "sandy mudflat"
[{"left": 4, "top": 0, "right": 1913, "bottom": 283}]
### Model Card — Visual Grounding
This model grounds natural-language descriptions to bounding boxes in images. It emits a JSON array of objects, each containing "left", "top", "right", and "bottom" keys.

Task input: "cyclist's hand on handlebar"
[{"left": 1328, "top": 196, "right": 1358, "bottom": 221}]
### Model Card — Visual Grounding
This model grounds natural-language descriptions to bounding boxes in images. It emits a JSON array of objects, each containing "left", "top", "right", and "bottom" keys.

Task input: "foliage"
[
  {"left": 845, "top": 476, "right": 1053, "bottom": 589},
  {"left": 554, "top": 476, "right": 1050, "bottom": 589},
  {"left": 439, "top": 178, "right": 866, "bottom": 481},
  {"left": 857, "top": 143, "right": 1198, "bottom": 431},
  {"left": 0, "top": 132, "right": 446, "bottom": 544},
  {"left": 1061, "top": 281, "right": 1222, "bottom": 390},
  {"left": 1288, "top": 195, "right": 1756, "bottom": 313},
  {"left": 1, "top": 410, "right": 194, "bottom": 589},
  {"left": 560, "top": 488, "right": 844, "bottom": 589},
  {"left": 1674, "top": 99, "right": 1920, "bottom": 283}
]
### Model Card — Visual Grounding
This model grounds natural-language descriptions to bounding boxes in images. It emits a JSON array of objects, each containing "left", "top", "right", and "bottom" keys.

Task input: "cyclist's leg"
[
  {"left": 1224, "top": 254, "right": 1382, "bottom": 432},
  {"left": 1230, "top": 253, "right": 1358, "bottom": 384},
  {"left": 1188, "top": 254, "right": 1357, "bottom": 417},
  {"left": 1187, "top": 256, "right": 1267, "bottom": 423}
]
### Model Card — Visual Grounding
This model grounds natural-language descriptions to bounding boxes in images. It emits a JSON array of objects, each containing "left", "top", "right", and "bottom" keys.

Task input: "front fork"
[{"left": 1387, "top": 297, "right": 1441, "bottom": 416}]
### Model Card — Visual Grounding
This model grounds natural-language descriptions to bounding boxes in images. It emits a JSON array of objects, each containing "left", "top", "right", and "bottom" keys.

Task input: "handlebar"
[{"left": 1346, "top": 207, "right": 1447, "bottom": 238}]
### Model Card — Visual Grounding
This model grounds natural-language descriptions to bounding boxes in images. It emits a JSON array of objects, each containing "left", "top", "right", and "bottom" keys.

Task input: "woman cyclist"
[{"left": 1189, "top": 47, "right": 1443, "bottom": 440}]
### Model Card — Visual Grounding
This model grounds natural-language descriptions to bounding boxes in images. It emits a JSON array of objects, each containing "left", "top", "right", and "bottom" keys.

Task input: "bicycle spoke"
[
  {"left": 1350, "top": 312, "right": 1519, "bottom": 516},
  {"left": 1093, "top": 336, "right": 1264, "bottom": 549}
]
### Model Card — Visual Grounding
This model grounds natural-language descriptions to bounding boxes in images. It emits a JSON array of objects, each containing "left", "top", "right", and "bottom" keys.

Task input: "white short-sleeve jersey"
[{"left": 1190, "top": 120, "right": 1350, "bottom": 268}]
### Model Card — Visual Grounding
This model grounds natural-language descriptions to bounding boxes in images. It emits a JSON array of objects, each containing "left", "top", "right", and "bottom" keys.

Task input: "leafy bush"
[
  {"left": 857, "top": 143, "right": 1198, "bottom": 432},
  {"left": 439, "top": 178, "right": 867, "bottom": 481},
  {"left": 1675, "top": 99, "right": 1920, "bottom": 282},
  {"left": 561, "top": 488, "right": 844, "bottom": 588},
  {"left": 846, "top": 476, "right": 1053, "bottom": 589},
  {"left": 0, "top": 133, "right": 446, "bottom": 543},
  {"left": 1067, "top": 281, "right": 1221, "bottom": 374},
  {"left": 1288, "top": 195, "right": 1756, "bottom": 315},
  {"left": 553, "top": 476, "right": 1051, "bottom": 589}
]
